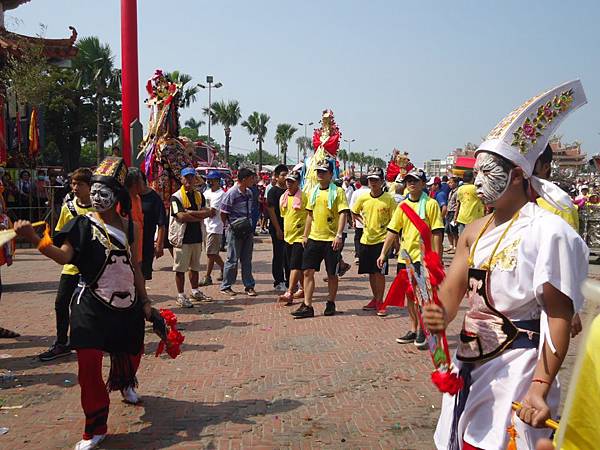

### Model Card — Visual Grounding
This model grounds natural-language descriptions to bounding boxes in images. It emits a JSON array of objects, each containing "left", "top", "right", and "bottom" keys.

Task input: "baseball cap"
[
  {"left": 426, "top": 176, "right": 441, "bottom": 186},
  {"left": 367, "top": 167, "right": 385, "bottom": 180},
  {"left": 403, "top": 168, "right": 427, "bottom": 182},
  {"left": 286, "top": 170, "right": 301, "bottom": 182},
  {"left": 315, "top": 159, "right": 334, "bottom": 173},
  {"left": 206, "top": 170, "right": 221, "bottom": 180},
  {"left": 181, "top": 167, "right": 196, "bottom": 177}
]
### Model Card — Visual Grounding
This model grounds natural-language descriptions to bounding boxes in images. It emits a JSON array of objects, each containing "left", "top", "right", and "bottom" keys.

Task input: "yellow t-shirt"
[
  {"left": 456, "top": 183, "right": 484, "bottom": 225},
  {"left": 351, "top": 191, "right": 397, "bottom": 245},
  {"left": 307, "top": 186, "right": 349, "bottom": 241},
  {"left": 56, "top": 200, "right": 95, "bottom": 275},
  {"left": 536, "top": 198, "right": 580, "bottom": 232},
  {"left": 280, "top": 191, "right": 308, "bottom": 244},
  {"left": 387, "top": 196, "right": 444, "bottom": 263}
]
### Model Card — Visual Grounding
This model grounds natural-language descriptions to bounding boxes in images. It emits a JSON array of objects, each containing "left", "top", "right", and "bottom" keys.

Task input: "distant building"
[
  {"left": 424, "top": 159, "right": 443, "bottom": 177},
  {"left": 549, "top": 138, "right": 586, "bottom": 170}
]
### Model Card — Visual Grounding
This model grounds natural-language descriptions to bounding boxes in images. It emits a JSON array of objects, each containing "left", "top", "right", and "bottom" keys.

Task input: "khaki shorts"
[
  {"left": 205, "top": 233, "right": 222, "bottom": 255},
  {"left": 173, "top": 243, "right": 203, "bottom": 272}
]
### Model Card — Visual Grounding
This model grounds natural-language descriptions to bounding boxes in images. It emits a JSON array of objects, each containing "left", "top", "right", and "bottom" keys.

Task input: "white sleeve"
[{"left": 533, "top": 214, "right": 589, "bottom": 312}]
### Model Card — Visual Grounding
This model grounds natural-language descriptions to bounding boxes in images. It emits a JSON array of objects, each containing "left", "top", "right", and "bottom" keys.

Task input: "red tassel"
[
  {"left": 431, "top": 370, "right": 464, "bottom": 395},
  {"left": 155, "top": 309, "right": 185, "bottom": 359}
]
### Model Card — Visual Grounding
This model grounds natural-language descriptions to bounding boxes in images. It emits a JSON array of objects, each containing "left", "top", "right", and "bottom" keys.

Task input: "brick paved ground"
[{"left": 0, "top": 233, "right": 594, "bottom": 449}]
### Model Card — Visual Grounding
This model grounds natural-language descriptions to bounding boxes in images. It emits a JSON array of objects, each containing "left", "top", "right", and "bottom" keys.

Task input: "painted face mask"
[
  {"left": 90, "top": 183, "right": 116, "bottom": 212},
  {"left": 474, "top": 152, "right": 512, "bottom": 205}
]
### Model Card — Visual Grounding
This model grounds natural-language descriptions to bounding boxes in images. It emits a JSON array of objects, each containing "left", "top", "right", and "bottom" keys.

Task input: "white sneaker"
[
  {"left": 275, "top": 282, "right": 287, "bottom": 292},
  {"left": 121, "top": 386, "right": 140, "bottom": 404},
  {"left": 190, "top": 289, "right": 213, "bottom": 302},
  {"left": 176, "top": 294, "right": 194, "bottom": 308},
  {"left": 74, "top": 434, "right": 106, "bottom": 450}
]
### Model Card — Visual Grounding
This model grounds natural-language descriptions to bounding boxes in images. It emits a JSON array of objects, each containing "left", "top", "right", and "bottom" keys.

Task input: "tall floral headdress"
[{"left": 476, "top": 80, "right": 587, "bottom": 210}]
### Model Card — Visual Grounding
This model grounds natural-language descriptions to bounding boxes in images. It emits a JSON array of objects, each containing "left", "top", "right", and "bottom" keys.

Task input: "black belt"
[{"left": 509, "top": 319, "right": 540, "bottom": 350}]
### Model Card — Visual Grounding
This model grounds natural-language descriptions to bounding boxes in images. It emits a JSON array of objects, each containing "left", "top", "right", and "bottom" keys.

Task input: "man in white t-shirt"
[
  {"left": 201, "top": 171, "right": 225, "bottom": 285},
  {"left": 349, "top": 175, "right": 370, "bottom": 263}
]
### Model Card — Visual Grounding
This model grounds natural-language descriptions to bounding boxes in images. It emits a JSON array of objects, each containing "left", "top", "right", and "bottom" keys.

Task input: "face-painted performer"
[
  {"left": 14, "top": 157, "right": 166, "bottom": 450},
  {"left": 422, "top": 80, "right": 589, "bottom": 450}
]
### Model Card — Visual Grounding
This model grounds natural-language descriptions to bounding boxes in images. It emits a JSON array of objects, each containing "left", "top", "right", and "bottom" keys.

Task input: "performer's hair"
[
  {"left": 274, "top": 164, "right": 288, "bottom": 176},
  {"left": 114, "top": 186, "right": 134, "bottom": 245},
  {"left": 125, "top": 168, "right": 144, "bottom": 190},
  {"left": 537, "top": 144, "right": 553, "bottom": 165},
  {"left": 71, "top": 168, "right": 92, "bottom": 185},
  {"left": 238, "top": 168, "right": 255, "bottom": 181}
]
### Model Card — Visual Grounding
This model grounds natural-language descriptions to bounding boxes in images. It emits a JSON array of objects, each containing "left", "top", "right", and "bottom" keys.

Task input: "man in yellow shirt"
[
  {"left": 351, "top": 167, "right": 396, "bottom": 317},
  {"left": 455, "top": 170, "right": 484, "bottom": 234},
  {"left": 38, "top": 168, "right": 95, "bottom": 362},
  {"left": 292, "top": 159, "right": 349, "bottom": 319},
  {"left": 279, "top": 170, "right": 308, "bottom": 306},
  {"left": 377, "top": 168, "right": 444, "bottom": 348}
]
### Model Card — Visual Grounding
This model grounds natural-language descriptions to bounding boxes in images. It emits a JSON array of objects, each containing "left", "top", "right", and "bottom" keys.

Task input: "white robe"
[{"left": 434, "top": 202, "right": 589, "bottom": 450}]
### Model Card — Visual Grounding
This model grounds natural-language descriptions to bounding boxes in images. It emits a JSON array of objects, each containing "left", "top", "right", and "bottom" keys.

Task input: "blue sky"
[{"left": 9, "top": 0, "right": 600, "bottom": 166}]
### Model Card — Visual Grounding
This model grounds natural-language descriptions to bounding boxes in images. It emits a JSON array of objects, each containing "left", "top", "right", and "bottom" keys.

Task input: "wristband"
[{"left": 532, "top": 378, "right": 551, "bottom": 385}]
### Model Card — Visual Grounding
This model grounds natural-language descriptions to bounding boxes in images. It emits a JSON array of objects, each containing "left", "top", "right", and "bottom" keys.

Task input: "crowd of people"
[{"left": 2, "top": 80, "right": 598, "bottom": 450}]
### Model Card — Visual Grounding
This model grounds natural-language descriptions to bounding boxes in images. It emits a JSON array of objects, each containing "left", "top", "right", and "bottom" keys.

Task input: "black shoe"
[
  {"left": 39, "top": 343, "right": 72, "bottom": 361},
  {"left": 395, "top": 331, "right": 417, "bottom": 344},
  {"left": 323, "top": 301, "right": 336, "bottom": 316},
  {"left": 414, "top": 330, "right": 428, "bottom": 349},
  {"left": 292, "top": 304, "right": 314, "bottom": 319}
]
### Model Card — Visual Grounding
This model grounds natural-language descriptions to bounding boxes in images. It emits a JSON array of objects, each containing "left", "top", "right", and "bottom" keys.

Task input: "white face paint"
[
  {"left": 90, "top": 183, "right": 116, "bottom": 212},
  {"left": 474, "top": 153, "right": 512, "bottom": 205}
]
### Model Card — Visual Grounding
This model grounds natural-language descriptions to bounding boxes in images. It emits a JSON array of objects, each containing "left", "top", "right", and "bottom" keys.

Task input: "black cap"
[
  {"left": 285, "top": 170, "right": 301, "bottom": 182},
  {"left": 315, "top": 159, "right": 334, "bottom": 173},
  {"left": 403, "top": 168, "right": 427, "bottom": 182}
]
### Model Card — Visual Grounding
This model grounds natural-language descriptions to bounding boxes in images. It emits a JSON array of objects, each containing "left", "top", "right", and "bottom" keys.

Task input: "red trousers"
[{"left": 77, "top": 348, "right": 142, "bottom": 439}]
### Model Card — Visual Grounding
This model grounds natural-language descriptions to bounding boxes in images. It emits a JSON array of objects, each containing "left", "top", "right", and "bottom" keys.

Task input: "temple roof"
[{"left": 0, "top": 25, "right": 78, "bottom": 60}]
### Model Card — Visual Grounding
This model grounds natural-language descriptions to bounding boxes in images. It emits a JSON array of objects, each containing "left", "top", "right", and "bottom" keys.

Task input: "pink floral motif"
[{"left": 511, "top": 89, "right": 574, "bottom": 154}]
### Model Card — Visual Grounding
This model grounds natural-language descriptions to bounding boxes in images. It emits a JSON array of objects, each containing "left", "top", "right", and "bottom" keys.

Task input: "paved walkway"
[{"left": 0, "top": 234, "right": 592, "bottom": 449}]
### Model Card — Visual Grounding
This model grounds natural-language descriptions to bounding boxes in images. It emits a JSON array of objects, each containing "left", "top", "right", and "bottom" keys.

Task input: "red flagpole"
[{"left": 120, "top": 0, "right": 139, "bottom": 167}]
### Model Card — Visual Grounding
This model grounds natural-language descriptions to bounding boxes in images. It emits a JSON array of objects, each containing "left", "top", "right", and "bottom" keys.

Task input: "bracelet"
[{"left": 532, "top": 378, "right": 551, "bottom": 385}]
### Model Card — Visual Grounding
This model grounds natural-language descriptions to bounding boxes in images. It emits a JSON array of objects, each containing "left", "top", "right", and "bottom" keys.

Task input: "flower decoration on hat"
[{"left": 511, "top": 89, "right": 575, "bottom": 155}]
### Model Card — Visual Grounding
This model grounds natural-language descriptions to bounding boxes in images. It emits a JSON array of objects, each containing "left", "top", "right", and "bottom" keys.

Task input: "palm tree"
[
  {"left": 348, "top": 152, "right": 359, "bottom": 174},
  {"left": 295, "top": 136, "right": 312, "bottom": 161},
  {"left": 165, "top": 70, "right": 198, "bottom": 108},
  {"left": 184, "top": 118, "right": 205, "bottom": 133},
  {"left": 274, "top": 123, "right": 298, "bottom": 165},
  {"left": 356, "top": 152, "right": 367, "bottom": 174},
  {"left": 338, "top": 149, "right": 348, "bottom": 172},
  {"left": 73, "top": 36, "right": 119, "bottom": 163},
  {"left": 204, "top": 100, "right": 242, "bottom": 164},
  {"left": 241, "top": 112, "right": 270, "bottom": 172}
]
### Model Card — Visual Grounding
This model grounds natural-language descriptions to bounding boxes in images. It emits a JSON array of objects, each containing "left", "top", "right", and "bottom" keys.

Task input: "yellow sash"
[{"left": 179, "top": 186, "right": 202, "bottom": 209}]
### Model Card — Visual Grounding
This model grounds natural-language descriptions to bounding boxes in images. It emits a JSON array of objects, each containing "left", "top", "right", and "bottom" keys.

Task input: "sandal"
[
  {"left": 278, "top": 291, "right": 294, "bottom": 306},
  {"left": 0, "top": 327, "right": 20, "bottom": 338}
]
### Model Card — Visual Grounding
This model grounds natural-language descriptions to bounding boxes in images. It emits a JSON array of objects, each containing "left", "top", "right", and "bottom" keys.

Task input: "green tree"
[
  {"left": 165, "top": 71, "right": 198, "bottom": 109},
  {"left": 274, "top": 123, "right": 297, "bottom": 165},
  {"left": 205, "top": 100, "right": 242, "bottom": 165},
  {"left": 180, "top": 126, "right": 199, "bottom": 141},
  {"left": 373, "top": 157, "right": 386, "bottom": 169},
  {"left": 73, "top": 36, "right": 120, "bottom": 163},
  {"left": 338, "top": 149, "right": 348, "bottom": 171},
  {"left": 247, "top": 149, "right": 279, "bottom": 166},
  {"left": 184, "top": 117, "right": 205, "bottom": 133},
  {"left": 241, "top": 112, "right": 270, "bottom": 172}
]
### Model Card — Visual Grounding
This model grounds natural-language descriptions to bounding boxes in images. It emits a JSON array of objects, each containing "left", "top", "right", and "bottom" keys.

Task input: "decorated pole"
[{"left": 120, "top": 0, "right": 139, "bottom": 166}]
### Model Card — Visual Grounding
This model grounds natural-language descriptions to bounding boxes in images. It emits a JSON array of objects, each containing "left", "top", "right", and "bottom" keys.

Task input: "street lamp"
[
  {"left": 197, "top": 75, "right": 223, "bottom": 144},
  {"left": 298, "top": 121, "right": 314, "bottom": 159},
  {"left": 344, "top": 138, "right": 356, "bottom": 154}
]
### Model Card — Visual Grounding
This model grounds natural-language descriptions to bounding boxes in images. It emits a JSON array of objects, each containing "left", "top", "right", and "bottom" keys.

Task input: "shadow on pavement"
[
  {"left": 0, "top": 371, "right": 78, "bottom": 390},
  {"left": 3, "top": 280, "right": 60, "bottom": 293},
  {"left": 104, "top": 397, "right": 303, "bottom": 449}
]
